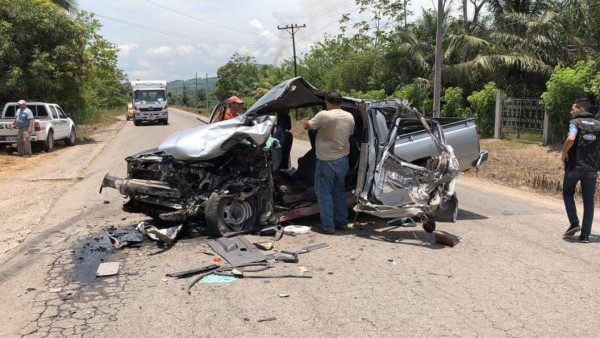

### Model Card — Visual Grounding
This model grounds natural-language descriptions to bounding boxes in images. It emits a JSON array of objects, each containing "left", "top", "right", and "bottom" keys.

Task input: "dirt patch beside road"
[
  {"left": 463, "top": 139, "right": 587, "bottom": 201},
  {"left": 0, "top": 118, "right": 126, "bottom": 257}
]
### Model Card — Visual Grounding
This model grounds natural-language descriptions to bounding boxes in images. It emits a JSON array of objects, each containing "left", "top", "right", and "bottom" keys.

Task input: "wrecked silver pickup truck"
[{"left": 100, "top": 77, "right": 487, "bottom": 237}]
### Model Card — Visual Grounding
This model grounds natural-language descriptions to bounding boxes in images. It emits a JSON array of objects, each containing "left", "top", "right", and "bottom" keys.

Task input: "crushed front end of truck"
[{"left": 101, "top": 115, "right": 276, "bottom": 237}]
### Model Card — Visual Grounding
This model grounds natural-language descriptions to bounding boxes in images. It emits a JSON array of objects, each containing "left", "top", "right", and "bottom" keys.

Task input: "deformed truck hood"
[{"left": 158, "top": 115, "right": 276, "bottom": 160}]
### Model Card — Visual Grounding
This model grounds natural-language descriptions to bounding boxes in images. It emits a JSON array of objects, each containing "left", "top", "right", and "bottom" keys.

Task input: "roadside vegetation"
[
  {"left": 174, "top": 0, "right": 600, "bottom": 139},
  {"left": 0, "top": 0, "right": 128, "bottom": 125}
]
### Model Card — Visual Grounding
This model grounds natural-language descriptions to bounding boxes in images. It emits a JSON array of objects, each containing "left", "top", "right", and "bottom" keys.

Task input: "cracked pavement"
[{"left": 2, "top": 108, "right": 600, "bottom": 337}]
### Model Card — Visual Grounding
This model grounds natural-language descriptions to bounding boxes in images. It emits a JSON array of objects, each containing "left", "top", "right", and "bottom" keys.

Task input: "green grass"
[
  {"left": 501, "top": 127, "right": 543, "bottom": 143},
  {"left": 73, "top": 106, "right": 125, "bottom": 125}
]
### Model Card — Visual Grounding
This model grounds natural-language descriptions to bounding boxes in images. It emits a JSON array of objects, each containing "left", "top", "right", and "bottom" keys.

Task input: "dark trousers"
[
  {"left": 563, "top": 169, "right": 598, "bottom": 236},
  {"left": 314, "top": 157, "right": 349, "bottom": 231}
]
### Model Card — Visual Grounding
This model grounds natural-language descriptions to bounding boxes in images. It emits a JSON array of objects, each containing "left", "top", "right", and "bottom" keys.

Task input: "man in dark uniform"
[{"left": 562, "top": 98, "right": 600, "bottom": 242}]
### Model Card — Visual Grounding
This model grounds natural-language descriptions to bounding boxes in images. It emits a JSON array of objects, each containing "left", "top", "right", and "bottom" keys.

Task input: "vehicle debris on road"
[
  {"left": 105, "top": 227, "right": 144, "bottom": 249},
  {"left": 136, "top": 222, "right": 182, "bottom": 245},
  {"left": 166, "top": 264, "right": 220, "bottom": 278},
  {"left": 96, "top": 262, "right": 120, "bottom": 277}
]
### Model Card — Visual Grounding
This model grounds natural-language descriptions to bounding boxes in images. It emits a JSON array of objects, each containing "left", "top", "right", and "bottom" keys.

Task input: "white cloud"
[
  {"left": 175, "top": 45, "right": 195, "bottom": 55},
  {"left": 118, "top": 43, "right": 139, "bottom": 57},
  {"left": 249, "top": 19, "right": 264, "bottom": 30},
  {"left": 147, "top": 46, "right": 172, "bottom": 58},
  {"left": 146, "top": 45, "right": 195, "bottom": 60},
  {"left": 261, "top": 30, "right": 274, "bottom": 38}
]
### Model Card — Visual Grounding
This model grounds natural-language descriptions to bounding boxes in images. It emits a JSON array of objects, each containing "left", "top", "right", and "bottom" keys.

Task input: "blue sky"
[{"left": 78, "top": 0, "right": 441, "bottom": 81}]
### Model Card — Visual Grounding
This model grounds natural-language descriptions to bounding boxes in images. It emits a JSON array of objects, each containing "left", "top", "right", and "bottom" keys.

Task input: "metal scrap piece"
[
  {"left": 208, "top": 236, "right": 267, "bottom": 267},
  {"left": 166, "top": 264, "right": 220, "bottom": 278},
  {"left": 286, "top": 243, "right": 330, "bottom": 254}
]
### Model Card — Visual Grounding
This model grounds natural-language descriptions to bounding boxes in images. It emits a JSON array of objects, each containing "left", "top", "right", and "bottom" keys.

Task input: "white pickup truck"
[{"left": 0, "top": 102, "right": 76, "bottom": 152}]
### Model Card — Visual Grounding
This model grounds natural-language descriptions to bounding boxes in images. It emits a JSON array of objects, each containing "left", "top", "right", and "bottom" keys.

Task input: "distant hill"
[{"left": 168, "top": 77, "right": 218, "bottom": 95}]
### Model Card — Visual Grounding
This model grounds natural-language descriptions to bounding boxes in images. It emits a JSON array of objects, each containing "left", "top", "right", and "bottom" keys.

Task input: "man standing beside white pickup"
[{"left": 13, "top": 99, "right": 33, "bottom": 157}]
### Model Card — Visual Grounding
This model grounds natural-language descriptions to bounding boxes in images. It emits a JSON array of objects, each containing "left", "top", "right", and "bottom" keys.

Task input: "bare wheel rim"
[
  {"left": 221, "top": 199, "right": 253, "bottom": 231},
  {"left": 69, "top": 129, "right": 75, "bottom": 143}
]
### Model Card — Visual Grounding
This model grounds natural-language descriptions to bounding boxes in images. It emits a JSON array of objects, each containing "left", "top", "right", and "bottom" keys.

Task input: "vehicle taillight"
[{"left": 35, "top": 121, "right": 41, "bottom": 132}]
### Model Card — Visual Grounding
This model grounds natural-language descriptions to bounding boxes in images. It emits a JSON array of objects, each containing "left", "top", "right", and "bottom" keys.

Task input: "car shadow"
[
  {"left": 456, "top": 208, "right": 488, "bottom": 221},
  {"left": 290, "top": 213, "right": 453, "bottom": 250}
]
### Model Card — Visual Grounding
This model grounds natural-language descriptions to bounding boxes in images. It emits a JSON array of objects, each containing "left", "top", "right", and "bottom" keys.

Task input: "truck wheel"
[
  {"left": 163, "top": 119, "right": 168, "bottom": 125},
  {"left": 44, "top": 130, "right": 54, "bottom": 152},
  {"left": 205, "top": 194, "right": 258, "bottom": 237},
  {"left": 134, "top": 120, "right": 140, "bottom": 126},
  {"left": 64, "top": 127, "right": 76, "bottom": 146}
]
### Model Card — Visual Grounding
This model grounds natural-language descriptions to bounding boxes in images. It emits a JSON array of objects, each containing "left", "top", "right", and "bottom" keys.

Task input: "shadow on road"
[
  {"left": 562, "top": 234, "right": 600, "bottom": 244},
  {"left": 289, "top": 213, "right": 451, "bottom": 250},
  {"left": 457, "top": 208, "right": 488, "bottom": 221}
]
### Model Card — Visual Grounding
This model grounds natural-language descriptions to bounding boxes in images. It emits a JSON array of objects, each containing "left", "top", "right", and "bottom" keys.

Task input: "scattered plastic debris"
[
  {"left": 201, "top": 274, "right": 238, "bottom": 284},
  {"left": 96, "top": 262, "right": 120, "bottom": 277},
  {"left": 136, "top": 222, "right": 182, "bottom": 245},
  {"left": 283, "top": 225, "right": 311, "bottom": 236},
  {"left": 105, "top": 227, "right": 144, "bottom": 249},
  {"left": 254, "top": 242, "right": 274, "bottom": 251}
]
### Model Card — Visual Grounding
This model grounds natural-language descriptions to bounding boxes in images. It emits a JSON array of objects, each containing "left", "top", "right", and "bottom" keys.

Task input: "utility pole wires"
[{"left": 277, "top": 23, "right": 306, "bottom": 77}]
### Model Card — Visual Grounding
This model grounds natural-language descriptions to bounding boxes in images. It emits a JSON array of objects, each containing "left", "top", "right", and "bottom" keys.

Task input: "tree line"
[
  {"left": 212, "top": 0, "right": 600, "bottom": 138},
  {"left": 0, "top": 0, "right": 128, "bottom": 123}
]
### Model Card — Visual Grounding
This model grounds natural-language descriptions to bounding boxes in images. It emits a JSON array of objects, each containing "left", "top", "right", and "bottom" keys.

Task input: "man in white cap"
[
  {"left": 224, "top": 96, "right": 243, "bottom": 120},
  {"left": 12, "top": 100, "right": 34, "bottom": 156}
]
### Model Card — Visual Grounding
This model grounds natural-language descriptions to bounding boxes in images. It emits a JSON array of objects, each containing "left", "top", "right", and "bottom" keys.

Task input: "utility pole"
[
  {"left": 277, "top": 23, "right": 306, "bottom": 77},
  {"left": 205, "top": 73, "right": 209, "bottom": 110},
  {"left": 432, "top": 0, "right": 445, "bottom": 117},
  {"left": 195, "top": 72, "right": 198, "bottom": 106}
]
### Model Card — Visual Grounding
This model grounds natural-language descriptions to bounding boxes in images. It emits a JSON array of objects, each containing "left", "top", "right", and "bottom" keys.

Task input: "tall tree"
[{"left": 213, "top": 53, "right": 258, "bottom": 100}]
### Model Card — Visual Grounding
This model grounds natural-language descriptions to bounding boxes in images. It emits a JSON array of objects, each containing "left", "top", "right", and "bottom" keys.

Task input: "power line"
[
  {"left": 143, "top": 0, "right": 259, "bottom": 36},
  {"left": 95, "top": 14, "right": 262, "bottom": 48}
]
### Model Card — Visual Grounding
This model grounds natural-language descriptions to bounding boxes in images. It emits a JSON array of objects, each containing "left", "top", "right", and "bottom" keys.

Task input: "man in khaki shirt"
[{"left": 303, "top": 91, "right": 355, "bottom": 234}]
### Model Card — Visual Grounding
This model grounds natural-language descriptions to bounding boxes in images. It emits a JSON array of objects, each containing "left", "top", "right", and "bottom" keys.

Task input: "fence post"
[
  {"left": 542, "top": 110, "right": 550, "bottom": 146},
  {"left": 494, "top": 90, "right": 505, "bottom": 139}
]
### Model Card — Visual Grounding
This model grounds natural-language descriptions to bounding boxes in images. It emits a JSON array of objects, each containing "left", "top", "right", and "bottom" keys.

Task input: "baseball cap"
[{"left": 227, "top": 96, "right": 243, "bottom": 104}]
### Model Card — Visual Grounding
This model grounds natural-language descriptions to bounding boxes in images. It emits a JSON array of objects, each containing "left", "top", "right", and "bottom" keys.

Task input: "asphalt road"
[{"left": 1, "top": 107, "right": 600, "bottom": 337}]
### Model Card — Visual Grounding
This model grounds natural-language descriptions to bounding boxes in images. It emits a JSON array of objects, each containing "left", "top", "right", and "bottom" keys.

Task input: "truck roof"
[{"left": 131, "top": 80, "right": 167, "bottom": 88}]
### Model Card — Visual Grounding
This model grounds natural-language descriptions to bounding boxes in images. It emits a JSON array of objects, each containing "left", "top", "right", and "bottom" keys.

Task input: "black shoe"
[
  {"left": 564, "top": 224, "right": 581, "bottom": 236},
  {"left": 580, "top": 235, "right": 590, "bottom": 243},
  {"left": 335, "top": 224, "right": 349, "bottom": 231},
  {"left": 312, "top": 227, "right": 335, "bottom": 235}
]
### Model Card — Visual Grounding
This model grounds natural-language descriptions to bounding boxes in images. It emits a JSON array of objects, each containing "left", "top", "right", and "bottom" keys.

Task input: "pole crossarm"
[{"left": 277, "top": 23, "right": 306, "bottom": 77}]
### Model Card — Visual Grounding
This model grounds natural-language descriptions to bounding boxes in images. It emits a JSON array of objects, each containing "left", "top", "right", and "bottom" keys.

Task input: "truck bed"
[{"left": 393, "top": 117, "right": 482, "bottom": 171}]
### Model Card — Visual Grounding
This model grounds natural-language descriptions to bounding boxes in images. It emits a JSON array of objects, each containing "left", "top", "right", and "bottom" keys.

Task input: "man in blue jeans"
[
  {"left": 562, "top": 98, "right": 600, "bottom": 243},
  {"left": 304, "top": 91, "right": 355, "bottom": 234}
]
